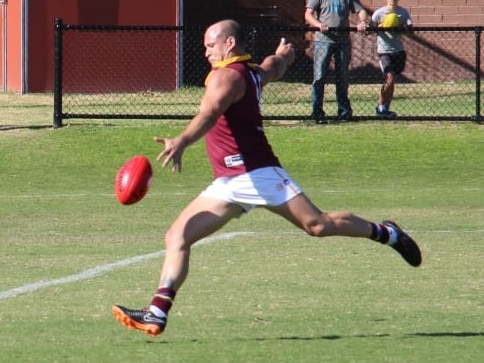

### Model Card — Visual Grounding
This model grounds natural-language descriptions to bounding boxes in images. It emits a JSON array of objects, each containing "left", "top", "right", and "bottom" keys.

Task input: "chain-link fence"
[{"left": 53, "top": 19, "right": 483, "bottom": 127}]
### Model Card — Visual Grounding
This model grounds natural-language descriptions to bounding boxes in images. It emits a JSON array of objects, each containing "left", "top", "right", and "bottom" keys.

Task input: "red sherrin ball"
[{"left": 115, "top": 155, "right": 153, "bottom": 205}]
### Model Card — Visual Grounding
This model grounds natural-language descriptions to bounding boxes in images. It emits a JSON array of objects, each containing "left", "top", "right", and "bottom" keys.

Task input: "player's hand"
[
  {"left": 275, "top": 38, "right": 295, "bottom": 67},
  {"left": 153, "top": 136, "right": 185, "bottom": 173}
]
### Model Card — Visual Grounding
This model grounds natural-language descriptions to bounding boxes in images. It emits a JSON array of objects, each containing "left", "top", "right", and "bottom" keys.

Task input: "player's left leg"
[
  {"left": 268, "top": 193, "right": 421, "bottom": 267},
  {"left": 268, "top": 193, "right": 372, "bottom": 238}
]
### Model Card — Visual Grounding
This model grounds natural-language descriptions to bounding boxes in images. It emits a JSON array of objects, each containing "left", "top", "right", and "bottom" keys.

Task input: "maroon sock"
[
  {"left": 150, "top": 287, "right": 176, "bottom": 315},
  {"left": 370, "top": 223, "right": 390, "bottom": 244}
]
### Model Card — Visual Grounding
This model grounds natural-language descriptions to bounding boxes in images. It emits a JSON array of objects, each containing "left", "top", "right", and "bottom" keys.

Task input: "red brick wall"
[
  {"left": 362, "top": 0, "right": 484, "bottom": 26},
  {"left": 185, "top": 0, "right": 305, "bottom": 26},
  {"left": 360, "top": 1, "right": 483, "bottom": 82},
  {"left": 184, "top": 1, "right": 481, "bottom": 83},
  {"left": 27, "top": 0, "right": 178, "bottom": 93},
  {"left": 186, "top": 1, "right": 484, "bottom": 27}
]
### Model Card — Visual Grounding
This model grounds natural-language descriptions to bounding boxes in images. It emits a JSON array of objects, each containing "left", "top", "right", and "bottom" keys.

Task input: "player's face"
[{"left": 204, "top": 28, "right": 231, "bottom": 66}]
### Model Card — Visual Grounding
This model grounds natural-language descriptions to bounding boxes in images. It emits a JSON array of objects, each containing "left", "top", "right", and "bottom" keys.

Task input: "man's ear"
[{"left": 226, "top": 36, "right": 236, "bottom": 50}]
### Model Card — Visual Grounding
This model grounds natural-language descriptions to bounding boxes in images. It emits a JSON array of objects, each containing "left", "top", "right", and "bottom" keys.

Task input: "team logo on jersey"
[{"left": 224, "top": 154, "right": 244, "bottom": 167}]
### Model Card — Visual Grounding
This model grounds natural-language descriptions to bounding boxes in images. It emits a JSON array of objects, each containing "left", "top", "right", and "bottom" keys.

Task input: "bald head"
[
  {"left": 205, "top": 19, "right": 244, "bottom": 48},
  {"left": 203, "top": 19, "right": 247, "bottom": 65}
]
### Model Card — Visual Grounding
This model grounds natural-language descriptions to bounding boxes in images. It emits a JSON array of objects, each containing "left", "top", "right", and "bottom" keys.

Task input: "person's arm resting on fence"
[
  {"left": 356, "top": 8, "right": 369, "bottom": 31},
  {"left": 304, "top": 8, "right": 329, "bottom": 32}
]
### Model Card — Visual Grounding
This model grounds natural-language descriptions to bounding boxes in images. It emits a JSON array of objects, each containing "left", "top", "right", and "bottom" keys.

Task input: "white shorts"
[{"left": 200, "top": 166, "right": 303, "bottom": 212}]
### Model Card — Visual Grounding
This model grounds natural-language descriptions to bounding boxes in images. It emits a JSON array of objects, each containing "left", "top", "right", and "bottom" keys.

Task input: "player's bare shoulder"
[
  {"left": 205, "top": 68, "right": 246, "bottom": 107},
  {"left": 206, "top": 67, "right": 246, "bottom": 103}
]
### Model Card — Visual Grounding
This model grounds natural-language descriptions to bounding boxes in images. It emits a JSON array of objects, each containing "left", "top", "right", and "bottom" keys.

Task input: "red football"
[{"left": 115, "top": 155, "right": 153, "bottom": 205}]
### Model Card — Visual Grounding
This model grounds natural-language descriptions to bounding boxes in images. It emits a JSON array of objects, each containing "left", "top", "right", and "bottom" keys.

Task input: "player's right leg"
[
  {"left": 112, "top": 195, "right": 244, "bottom": 337},
  {"left": 160, "top": 195, "right": 244, "bottom": 290}
]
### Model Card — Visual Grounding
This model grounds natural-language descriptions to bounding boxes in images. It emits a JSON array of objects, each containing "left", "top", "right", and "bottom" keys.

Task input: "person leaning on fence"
[
  {"left": 111, "top": 18, "right": 422, "bottom": 338},
  {"left": 370, "top": 0, "right": 413, "bottom": 119},
  {"left": 304, "top": 0, "right": 369, "bottom": 124}
]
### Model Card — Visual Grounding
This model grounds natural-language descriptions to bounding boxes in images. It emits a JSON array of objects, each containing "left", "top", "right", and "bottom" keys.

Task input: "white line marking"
[
  {"left": 0, "top": 232, "right": 254, "bottom": 301},
  {"left": 1, "top": 227, "right": 482, "bottom": 301},
  {"left": 0, "top": 187, "right": 481, "bottom": 199}
]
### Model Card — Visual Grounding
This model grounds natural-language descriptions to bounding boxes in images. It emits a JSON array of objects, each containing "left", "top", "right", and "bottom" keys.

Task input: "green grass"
[
  {"left": 0, "top": 93, "right": 483, "bottom": 362},
  {"left": 59, "top": 80, "right": 479, "bottom": 118}
]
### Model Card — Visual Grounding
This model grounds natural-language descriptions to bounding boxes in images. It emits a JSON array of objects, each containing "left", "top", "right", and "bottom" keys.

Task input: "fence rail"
[{"left": 53, "top": 19, "right": 483, "bottom": 127}]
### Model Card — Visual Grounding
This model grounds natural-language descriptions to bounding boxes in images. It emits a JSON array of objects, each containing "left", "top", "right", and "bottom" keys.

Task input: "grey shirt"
[
  {"left": 306, "top": 0, "right": 364, "bottom": 43},
  {"left": 371, "top": 6, "right": 412, "bottom": 53}
]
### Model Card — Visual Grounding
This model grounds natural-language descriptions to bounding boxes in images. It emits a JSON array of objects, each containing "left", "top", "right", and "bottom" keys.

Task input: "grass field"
[
  {"left": 60, "top": 81, "right": 478, "bottom": 119},
  {"left": 0, "top": 93, "right": 483, "bottom": 362}
]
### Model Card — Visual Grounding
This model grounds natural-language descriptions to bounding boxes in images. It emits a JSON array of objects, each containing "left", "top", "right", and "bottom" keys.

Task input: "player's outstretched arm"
[{"left": 257, "top": 38, "right": 295, "bottom": 86}]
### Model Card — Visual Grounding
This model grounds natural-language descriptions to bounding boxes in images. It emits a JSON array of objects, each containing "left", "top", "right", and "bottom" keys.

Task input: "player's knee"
[
  {"left": 303, "top": 214, "right": 332, "bottom": 237},
  {"left": 306, "top": 224, "right": 331, "bottom": 237},
  {"left": 164, "top": 228, "right": 189, "bottom": 251}
]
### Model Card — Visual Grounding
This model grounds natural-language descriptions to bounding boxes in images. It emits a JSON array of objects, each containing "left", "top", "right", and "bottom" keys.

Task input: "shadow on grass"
[
  {"left": 141, "top": 334, "right": 387, "bottom": 344},
  {"left": 269, "top": 331, "right": 484, "bottom": 341},
  {"left": 0, "top": 124, "right": 53, "bottom": 131},
  {"left": 270, "top": 331, "right": 484, "bottom": 340},
  {"left": 256, "top": 333, "right": 390, "bottom": 341},
  {"left": 145, "top": 339, "right": 198, "bottom": 345},
  {"left": 0, "top": 122, "right": 119, "bottom": 131},
  {"left": 409, "top": 331, "right": 484, "bottom": 338},
  {"left": 138, "top": 331, "right": 484, "bottom": 344}
]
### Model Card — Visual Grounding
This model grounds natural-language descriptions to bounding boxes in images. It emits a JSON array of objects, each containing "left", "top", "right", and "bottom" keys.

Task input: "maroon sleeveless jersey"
[{"left": 205, "top": 62, "right": 281, "bottom": 178}]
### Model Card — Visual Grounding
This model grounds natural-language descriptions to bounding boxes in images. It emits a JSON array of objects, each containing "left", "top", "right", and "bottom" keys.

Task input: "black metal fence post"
[
  {"left": 248, "top": 27, "right": 257, "bottom": 59},
  {"left": 53, "top": 18, "right": 63, "bottom": 128},
  {"left": 474, "top": 27, "right": 482, "bottom": 124}
]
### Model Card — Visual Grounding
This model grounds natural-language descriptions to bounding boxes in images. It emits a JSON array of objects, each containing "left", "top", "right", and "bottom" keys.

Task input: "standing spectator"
[
  {"left": 371, "top": 0, "right": 413, "bottom": 119},
  {"left": 305, "top": 0, "right": 369, "bottom": 124}
]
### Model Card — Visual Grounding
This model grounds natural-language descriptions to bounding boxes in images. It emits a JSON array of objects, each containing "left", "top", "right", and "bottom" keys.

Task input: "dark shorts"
[{"left": 378, "top": 51, "right": 407, "bottom": 75}]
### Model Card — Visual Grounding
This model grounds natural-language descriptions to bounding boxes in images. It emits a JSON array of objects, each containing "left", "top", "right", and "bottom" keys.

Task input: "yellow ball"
[{"left": 382, "top": 12, "right": 400, "bottom": 28}]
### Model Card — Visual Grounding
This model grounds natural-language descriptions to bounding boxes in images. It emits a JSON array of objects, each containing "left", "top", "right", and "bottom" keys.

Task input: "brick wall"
[
  {"left": 187, "top": 1, "right": 484, "bottom": 28},
  {"left": 183, "top": 1, "right": 481, "bottom": 84},
  {"left": 357, "top": 1, "right": 482, "bottom": 83},
  {"left": 362, "top": 0, "right": 484, "bottom": 26}
]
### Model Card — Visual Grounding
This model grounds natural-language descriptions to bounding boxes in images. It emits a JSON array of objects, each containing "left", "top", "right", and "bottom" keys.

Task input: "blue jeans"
[{"left": 311, "top": 41, "right": 352, "bottom": 119}]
